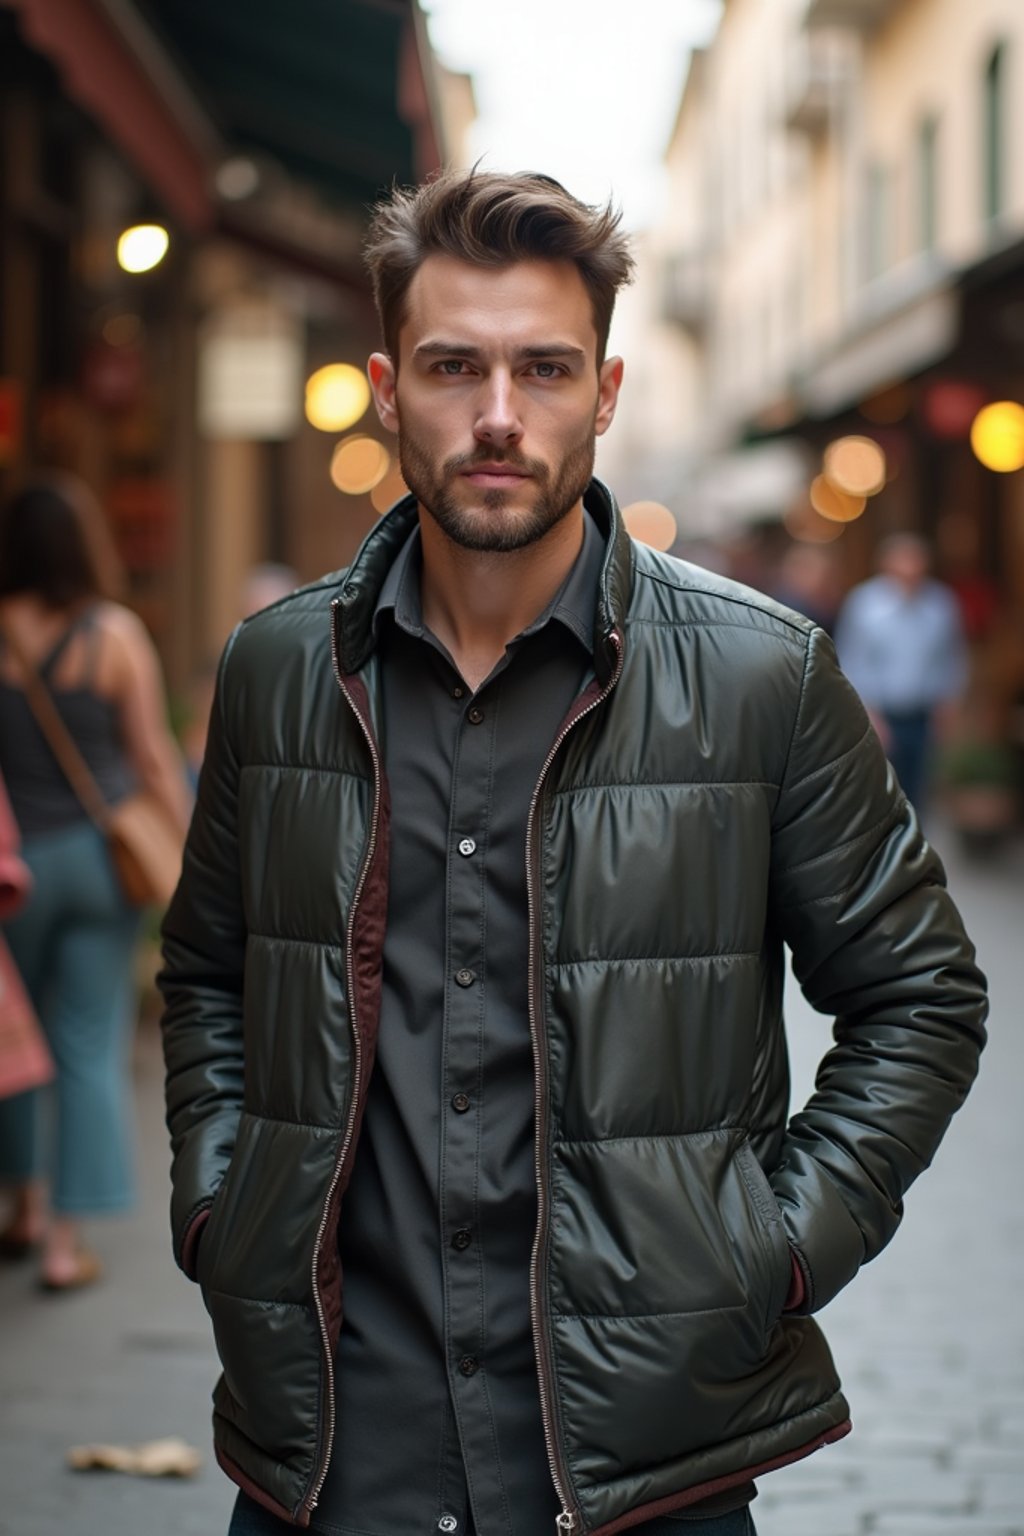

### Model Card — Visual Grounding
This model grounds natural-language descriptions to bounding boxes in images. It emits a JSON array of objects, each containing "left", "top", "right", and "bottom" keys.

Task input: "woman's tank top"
[{"left": 0, "top": 608, "right": 137, "bottom": 838}]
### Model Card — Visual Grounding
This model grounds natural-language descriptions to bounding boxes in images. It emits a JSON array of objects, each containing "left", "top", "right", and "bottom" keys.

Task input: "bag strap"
[{"left": 0, "top": 624, "right": 112, "bottom": 830}]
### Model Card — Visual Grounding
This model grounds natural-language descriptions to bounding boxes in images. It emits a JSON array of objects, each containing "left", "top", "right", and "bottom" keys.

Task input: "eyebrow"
[{"left": 412, "top": 341, "right": 587, "bottom": 364}]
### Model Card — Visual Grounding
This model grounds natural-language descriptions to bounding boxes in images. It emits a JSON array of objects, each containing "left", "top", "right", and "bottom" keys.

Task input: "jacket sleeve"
[
  {"left": 159, "top": 626, "right": 246, "bottom": 1278},
  {"left": 768, "top": 625, "right": 987, "bottom": 1314}
]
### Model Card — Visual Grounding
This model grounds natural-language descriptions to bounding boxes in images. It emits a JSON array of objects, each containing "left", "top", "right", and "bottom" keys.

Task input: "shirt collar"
[{"left": 372, "top": 508, "right": 603, "bottom": 658}]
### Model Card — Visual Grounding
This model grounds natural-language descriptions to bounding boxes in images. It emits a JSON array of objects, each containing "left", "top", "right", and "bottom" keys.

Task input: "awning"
[
  {"left": 689, "top": 439, "right": 813, "bottom": 533},
  {"left": 135, "top": 0, "right": 439, "bottom": 212},
  {"left": 3, "top": 0, "right": 442, "bottom": 244},
  {"left": 800, "top": 283, "right": 959, "bottom": 419}
]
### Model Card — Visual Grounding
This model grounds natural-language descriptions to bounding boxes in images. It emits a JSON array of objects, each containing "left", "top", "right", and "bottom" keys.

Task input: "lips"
[{"left": 461, "top": 463, "right": 531, "bottom": 486}]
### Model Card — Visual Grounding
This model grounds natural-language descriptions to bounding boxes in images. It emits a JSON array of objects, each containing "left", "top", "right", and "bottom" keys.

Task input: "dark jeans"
[
  {"left": 228, "top": 1490, "right": 757, "bottom": 1536},
  {"left": 882, "top": 707, "right": 932, "bottom": 813}
]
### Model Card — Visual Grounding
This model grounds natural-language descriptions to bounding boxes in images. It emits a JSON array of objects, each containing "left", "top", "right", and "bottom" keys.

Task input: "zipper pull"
[{"left": 556, "top": 1513, "right": 575, "bottom": 1533}]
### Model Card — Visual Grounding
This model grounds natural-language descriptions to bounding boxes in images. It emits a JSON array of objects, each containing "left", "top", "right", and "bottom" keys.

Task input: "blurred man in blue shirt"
[{"left": 836, "top": 534, "right": 967, "bottom": 811}]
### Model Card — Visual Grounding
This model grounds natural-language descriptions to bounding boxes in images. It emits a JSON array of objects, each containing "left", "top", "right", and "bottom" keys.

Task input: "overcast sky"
[{"left": 420, "top": 0, "right": 722, "bottom": 230}]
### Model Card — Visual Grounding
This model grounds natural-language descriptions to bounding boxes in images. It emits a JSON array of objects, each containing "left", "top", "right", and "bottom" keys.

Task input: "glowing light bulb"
[{"left": 117, "top": 224, "right": 169, "bottom": 273}]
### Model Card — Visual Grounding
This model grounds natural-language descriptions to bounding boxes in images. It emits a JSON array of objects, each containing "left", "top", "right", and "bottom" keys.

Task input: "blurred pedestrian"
[
  {"left": 836, "top": 533, "right": 968, "bottom": 811},
  {"left": 0, "top": 474, "right": 191, "bottom": 1290}
]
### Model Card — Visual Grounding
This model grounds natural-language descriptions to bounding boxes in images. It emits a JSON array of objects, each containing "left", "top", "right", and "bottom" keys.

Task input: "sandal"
[{"left": 38, "top": 1249, "right": 103, "bottom": 1292}]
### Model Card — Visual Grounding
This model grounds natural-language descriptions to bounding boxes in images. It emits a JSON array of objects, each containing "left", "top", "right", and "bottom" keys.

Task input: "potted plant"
[{"left": 939, "top": 735, "right": 1021, "bottom": 855}]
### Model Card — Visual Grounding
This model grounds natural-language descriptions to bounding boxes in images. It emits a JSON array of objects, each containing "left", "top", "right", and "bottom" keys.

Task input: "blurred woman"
[{"left": 0, "top": 475, "right": 191, "bottom": 1289}]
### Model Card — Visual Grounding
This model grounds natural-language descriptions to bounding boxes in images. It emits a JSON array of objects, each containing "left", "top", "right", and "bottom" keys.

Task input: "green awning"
[{"left": 135, "top": 0, "right": 427, "bottom": 214}]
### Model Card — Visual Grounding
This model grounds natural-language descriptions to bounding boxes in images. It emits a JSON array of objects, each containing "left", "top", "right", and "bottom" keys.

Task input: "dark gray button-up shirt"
[{"left": 311, "top": 509, "right": 753, "bottom": 1536}]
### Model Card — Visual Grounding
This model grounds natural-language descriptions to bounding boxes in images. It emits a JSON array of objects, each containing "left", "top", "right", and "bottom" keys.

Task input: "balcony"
[
  {"left": 661, "top": 251, "right": 709, "bottom": 334},
  {"left": 803, "top": 0, "right": 903, "bottom": 30}
]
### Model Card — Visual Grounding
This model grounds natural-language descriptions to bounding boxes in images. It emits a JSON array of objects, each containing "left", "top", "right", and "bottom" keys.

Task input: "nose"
[{"left": 473, "top": 369, "right": 523, "bottom": 447}]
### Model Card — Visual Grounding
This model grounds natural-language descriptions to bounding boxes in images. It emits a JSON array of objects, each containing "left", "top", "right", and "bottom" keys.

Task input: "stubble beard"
[{"left": 398, "top": 426, "right": 596, "bottom": 554}]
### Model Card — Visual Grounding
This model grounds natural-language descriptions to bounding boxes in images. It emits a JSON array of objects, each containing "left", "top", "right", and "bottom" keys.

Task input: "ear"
[
  {"left": 368, "top": 353, "right": 398, "bottom": 433},
  {"left": 595, "top": 356, "right": 624, "bottom": 437}
]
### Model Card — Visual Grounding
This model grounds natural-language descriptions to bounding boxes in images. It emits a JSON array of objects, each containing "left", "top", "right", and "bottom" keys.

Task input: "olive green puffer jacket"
[{"left": 160, "top": 481, "right": 986, "bottom": 1534}]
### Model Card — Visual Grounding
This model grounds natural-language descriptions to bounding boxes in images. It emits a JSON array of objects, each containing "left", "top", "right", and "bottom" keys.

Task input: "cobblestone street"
[
  {"left": 759, "top": 826, "right": 1024, "bottom": 1536},
  {"left": 1, "top": 825, "right": 1021, "bottom": 1536}
]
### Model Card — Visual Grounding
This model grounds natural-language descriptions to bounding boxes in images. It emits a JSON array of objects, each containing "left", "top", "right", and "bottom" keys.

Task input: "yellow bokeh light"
[
  {"left": 622, "top": 501, "right": 677, "bottom": 552},
  {"left": 370, "top": 463, "right": 409, "bottom": 515},
  {"left": 117, "top": 224, "right": 169, "bottom": 274},
  {"left": 809, "top": 474, "right": 866, "bottom": 524},
  {"left": 330, "top": 435, "right": 390, "bottom": 495},
  {"left": 970, "top": 401, "right": 1024, "bottom": 473},
  {"left": 823, "top": 435, "right": 886, "bottom": 498},
  {"left": 306, "top": 364, "right": 370, "bottom": 433}
]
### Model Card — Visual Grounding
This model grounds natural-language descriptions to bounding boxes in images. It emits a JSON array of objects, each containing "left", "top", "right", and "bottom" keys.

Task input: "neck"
[{"left": 418, "top": 503, "right": 585, "bottom": 691}]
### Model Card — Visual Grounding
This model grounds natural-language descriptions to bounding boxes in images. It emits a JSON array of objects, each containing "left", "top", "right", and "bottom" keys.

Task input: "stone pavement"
[
  {"left": 0, "top": 826, "right": 1021, "bottom": 1536},
  {"left": 757, "top": 826, "right": 1024, "bottom": 1536}
]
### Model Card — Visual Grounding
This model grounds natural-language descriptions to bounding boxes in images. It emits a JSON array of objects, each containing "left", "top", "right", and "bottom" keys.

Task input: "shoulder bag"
[{"left": 2, "top": 622, "right": 184, "bottom": 909}]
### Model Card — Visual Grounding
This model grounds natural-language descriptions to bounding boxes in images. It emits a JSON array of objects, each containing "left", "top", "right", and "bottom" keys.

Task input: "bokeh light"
[
  {"left": 306, "top": 364, "right": 370, "bottom": 433},
  {"left": 970, "top": 401, "right": 1024, "bottom": 473},
  {"left": 116, "top": 224, "right": 169, "bottom": 273},
  {"left": 330, "top": 435, "right": 390, "bottom": 495},
  {"left": 809, "top": 474, "right": 866, "bottom": 524},
  {"left": 823, "top": 435, "right": 886, "bottom": 498},
  {"left": 622, "top": 500, "right": 677, "bottom": 551}
]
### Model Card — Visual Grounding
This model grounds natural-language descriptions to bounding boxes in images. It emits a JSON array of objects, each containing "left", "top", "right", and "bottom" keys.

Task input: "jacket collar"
[{"left": 333, "top": 477, "right": 633, "bottom": 685}]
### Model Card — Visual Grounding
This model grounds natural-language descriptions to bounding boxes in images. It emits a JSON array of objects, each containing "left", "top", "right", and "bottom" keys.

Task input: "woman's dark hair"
[{"left": 0, "top": 475, "right": 122, "bottom": 607}]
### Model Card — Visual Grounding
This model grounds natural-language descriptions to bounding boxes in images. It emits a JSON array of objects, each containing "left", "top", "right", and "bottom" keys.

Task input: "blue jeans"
[
  {"left": 882, "top": 707, "right": 932, "bottom": 813},
  {"left": 0, "top": 821, "right": 140, "bottom": 1212},
  {"left": 228, "top": 1489, "right": 757, "bottom": 1535}
]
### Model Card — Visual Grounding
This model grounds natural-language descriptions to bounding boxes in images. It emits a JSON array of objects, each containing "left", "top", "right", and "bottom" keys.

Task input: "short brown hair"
[{"left": 364, "top": 169, "right": 635, "bottom": 366}]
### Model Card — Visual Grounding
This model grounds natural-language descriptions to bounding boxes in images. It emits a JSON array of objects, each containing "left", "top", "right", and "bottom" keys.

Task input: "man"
[
  {"left": 835, "top": 533, "right": 968, "bottom": 811},
  {"left": 160, "top": 171, "right": 987, "bottom": 1536}
]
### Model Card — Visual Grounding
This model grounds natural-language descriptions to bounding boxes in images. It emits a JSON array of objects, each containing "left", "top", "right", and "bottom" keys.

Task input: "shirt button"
[
  {"left": 451, "top": 1228, "right": 472, "bottom": 1251},
  {"left": 451, "top": 1092, "right": 471, "bottom": 1113},
  {"left": 458, "top": 1355, "right": 479, "bottom": 1377},
  {"left": 467, "top": 705, "right": 484, "bottom": 724},
  {"left": 438, "top": 1519, "right": 458, "bottom": 1534},
  {"left": 457, "top": 837, "right": 477, "bottom": 857},
  {"left": 452, "top": 685, "right": 465, "bottom": 699},
  {"left": 454, "top": 968, "right": 476, "bottom": 988}
]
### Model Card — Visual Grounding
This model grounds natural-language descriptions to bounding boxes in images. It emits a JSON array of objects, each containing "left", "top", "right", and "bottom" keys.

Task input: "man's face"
[{"left": 368, "top": 255, "right": 623, "bottom": 553}]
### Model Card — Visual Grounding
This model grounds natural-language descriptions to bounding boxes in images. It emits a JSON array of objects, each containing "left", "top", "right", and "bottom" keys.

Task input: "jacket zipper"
[
  {"left": 304, "top": 604, "right": 384, "bottom": 1514},
  {"left": 526, "top": 630, "right": 624, "bottom": 1536}
]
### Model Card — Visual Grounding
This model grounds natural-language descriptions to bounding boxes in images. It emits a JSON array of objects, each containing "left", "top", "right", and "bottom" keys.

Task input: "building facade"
[{"left": 603, "top": 0, "right": 1024, "bottom": 744}]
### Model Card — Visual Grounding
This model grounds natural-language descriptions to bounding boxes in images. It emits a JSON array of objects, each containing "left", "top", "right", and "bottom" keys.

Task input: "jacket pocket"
[{"left": 734, "top": 1137, "right": 792, "bottom": 1336}]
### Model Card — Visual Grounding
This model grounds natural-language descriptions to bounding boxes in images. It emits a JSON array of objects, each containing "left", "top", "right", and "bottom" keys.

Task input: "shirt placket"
[{"left": 440, "top": 675, "right": 514, "bottom": 1536}]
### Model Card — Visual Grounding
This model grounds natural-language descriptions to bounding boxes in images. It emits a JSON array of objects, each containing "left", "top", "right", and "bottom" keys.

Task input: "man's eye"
[
  {"left": 530, "top": 362, "right": 562, "bottom": 378},
  {"left": 438, "top": 360, "right": 467, "bottom": 375}
]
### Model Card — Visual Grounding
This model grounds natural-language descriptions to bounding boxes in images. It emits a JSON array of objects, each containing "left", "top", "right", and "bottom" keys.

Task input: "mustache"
[{"left": 444, "top": 449, "right": 546, "bottom": 477}]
